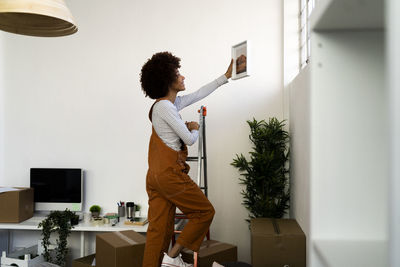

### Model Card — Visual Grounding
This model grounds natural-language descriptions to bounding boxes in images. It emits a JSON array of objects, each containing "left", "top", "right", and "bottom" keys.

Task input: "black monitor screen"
[{"left": 30, "top": 168, "right": 82, "bottom": 203}]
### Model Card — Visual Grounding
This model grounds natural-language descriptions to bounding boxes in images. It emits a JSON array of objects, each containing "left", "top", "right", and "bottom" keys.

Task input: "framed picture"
[{"left": 231, "top": 40, "right": 250, "bottom": 80}]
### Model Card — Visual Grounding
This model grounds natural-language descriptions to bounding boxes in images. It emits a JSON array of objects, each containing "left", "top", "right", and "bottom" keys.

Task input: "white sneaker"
[
  {"left": 161, "top": 253, "right": 193, "bottom": 267},
  {"left": 212, "top": 262, "right": 224, "bottom": 267}
]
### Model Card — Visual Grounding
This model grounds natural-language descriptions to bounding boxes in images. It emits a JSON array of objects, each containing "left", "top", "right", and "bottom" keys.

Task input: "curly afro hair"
[{"left": 140, "top": 52, "right": 181, "bottom": 99}]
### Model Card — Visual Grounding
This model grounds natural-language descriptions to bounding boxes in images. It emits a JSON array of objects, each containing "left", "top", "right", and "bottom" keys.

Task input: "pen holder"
[{"left": 118, "top": 206, "right": 125, "bottom": 218}]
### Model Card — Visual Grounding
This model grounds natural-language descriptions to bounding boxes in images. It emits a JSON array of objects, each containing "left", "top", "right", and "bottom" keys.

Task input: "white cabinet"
[{"left": 289, "top": 0, "right": 395, "bottom": 266}]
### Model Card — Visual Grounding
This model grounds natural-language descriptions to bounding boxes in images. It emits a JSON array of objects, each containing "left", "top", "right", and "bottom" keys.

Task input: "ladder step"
[{"left": 187, "top": 157, "right": 205, "bottom": 161}]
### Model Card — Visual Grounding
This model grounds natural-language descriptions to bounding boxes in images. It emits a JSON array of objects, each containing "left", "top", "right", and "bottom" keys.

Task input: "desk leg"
[
  {"left": 7, "top": 230, "right": 11, "bottom": 253},
  {"left": 80, "top": 231, "right": 85, "bottom": 257}
]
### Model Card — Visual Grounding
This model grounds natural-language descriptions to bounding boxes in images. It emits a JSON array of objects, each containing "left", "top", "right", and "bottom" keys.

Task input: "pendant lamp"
[{"left": 0, "top": 0, "right": 77, "bottom": 37}]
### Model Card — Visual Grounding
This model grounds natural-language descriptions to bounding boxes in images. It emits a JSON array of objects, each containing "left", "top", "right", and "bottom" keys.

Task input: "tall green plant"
[{"left": 231, "top": 118, "right": 290, "bottom": 222}]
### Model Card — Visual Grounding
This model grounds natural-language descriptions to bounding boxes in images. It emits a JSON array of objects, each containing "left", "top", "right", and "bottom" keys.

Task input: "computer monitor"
[{"left": 30, "top": 168, "right": 83, "bottom": 212}]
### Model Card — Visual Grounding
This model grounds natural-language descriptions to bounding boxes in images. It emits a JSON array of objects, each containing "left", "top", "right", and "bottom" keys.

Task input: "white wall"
[
  {"left": 388, "top": 0, "right": 400, "bottom": 265},
  {"left": 285, "top": 0, "right": 313, "bottom": 262},
  {"left": 0, "top": 37, "right": 4, "bottom": 184},
  {"left": 289, "top": 65, "right": 311, "bottom": 263},
  {"left": 283, "top": 0, "right": 300, "bottom": 123},
  {"left": 284, "top": 0, "right": 300, "bottom": 87},
  {"left": 0, "top": 0, "right": 283, "bottom": 263}
]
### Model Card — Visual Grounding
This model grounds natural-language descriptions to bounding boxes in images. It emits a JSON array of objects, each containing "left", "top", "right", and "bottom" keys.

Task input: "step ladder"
[
  {"left": 186, "top": 105, "right": 208, "bottom": 197},
  {"left": 172, "top": 106, "right": 210, "bottom": 267}
]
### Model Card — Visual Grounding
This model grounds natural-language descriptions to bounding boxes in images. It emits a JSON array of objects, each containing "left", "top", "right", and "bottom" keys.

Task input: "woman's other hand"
[
  {"left": 225, "top": 59, "right": 233, "bottom": 79},
  {"left": 185, "top": 121, "right": 200, "bottom": 131}
]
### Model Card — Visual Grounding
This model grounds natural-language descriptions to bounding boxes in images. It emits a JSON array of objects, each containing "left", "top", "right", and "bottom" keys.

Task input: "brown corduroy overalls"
[{"left": 142, "top": 102, "right": 215, "bottom": 267}]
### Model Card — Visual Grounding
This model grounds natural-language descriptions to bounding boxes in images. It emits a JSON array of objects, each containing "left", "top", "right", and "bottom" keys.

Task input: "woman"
[{"left": 140, "top": 52, "right": 233, "bottom": 267}]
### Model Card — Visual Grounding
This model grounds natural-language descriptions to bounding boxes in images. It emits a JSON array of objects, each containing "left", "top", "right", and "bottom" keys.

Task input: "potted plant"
[
  {"left": 134, "top": 204, "right": 141, "bottom": 218},
  {"left": 38, "top": 209, "right": 76, "bottom": 267},
  {"left": 89, "top": 205, "right": 101, "bottom": 218},
  {"left": 231, "top": 117, "right": 290, "bottom": 223}
]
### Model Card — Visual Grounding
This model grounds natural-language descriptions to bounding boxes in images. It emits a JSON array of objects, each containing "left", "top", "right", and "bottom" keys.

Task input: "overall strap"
[
  {"left": 148, "top": 98, "right": 186, "bottom": 151},
  {"left": 148, "top": 99, "right": 161, "bottom": 122}
]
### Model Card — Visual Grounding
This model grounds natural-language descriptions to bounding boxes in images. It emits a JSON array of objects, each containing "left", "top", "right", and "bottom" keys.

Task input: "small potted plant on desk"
[
  {"left": 134, "top": 204, "right": 141, "bottom": 218},
  {"left": 89, "top": 205, "right": 101, "bottom": 218}
]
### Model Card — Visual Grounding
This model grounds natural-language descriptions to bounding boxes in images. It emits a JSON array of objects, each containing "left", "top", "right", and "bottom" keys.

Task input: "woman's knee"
[{"left": 205, "top": 204, "right": 215, "bottom": 222}]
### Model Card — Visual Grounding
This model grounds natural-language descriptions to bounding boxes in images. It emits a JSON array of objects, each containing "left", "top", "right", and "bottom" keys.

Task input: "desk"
[{"left": 0, "top": 216, "right": 149, "bottom": 257}]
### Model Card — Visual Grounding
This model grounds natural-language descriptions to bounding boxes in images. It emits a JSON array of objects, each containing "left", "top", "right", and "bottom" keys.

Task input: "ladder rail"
[
  {"left": 173, "top": 105, "right": 210, "bottom": 253},
  {"left": 196, "top": 107, "right": 203, "bottom": 187},
  {"left": 202, "top": 113, "right": 208, "bottom": 198}
]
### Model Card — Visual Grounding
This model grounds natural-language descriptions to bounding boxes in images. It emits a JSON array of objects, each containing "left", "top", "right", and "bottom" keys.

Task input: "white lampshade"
[{"left": 0, "top": 0, "right": 78, "bottom": 37}]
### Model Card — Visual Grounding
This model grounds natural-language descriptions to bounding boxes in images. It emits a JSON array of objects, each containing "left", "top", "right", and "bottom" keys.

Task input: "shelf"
[
  {"left": 311, "top": 0, "right": 384, "bottom": 32},
  {"left": 313, "top": 239, "right": 388, "bottom": 267}
]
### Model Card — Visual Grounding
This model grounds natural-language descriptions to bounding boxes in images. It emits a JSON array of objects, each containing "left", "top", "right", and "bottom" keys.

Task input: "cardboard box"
[
  {"left": 251, "top": 218, "right": 306, "bottom": 267},
  {"left": 181, "top": 240, "right": 237, "bottom": 267},
  {"left": 72, "top": 254, "right": 96, "bottom": 267},
  {"left": 0, "top": 187, "right": 34, "bottom": 223},
  {"left": 96, "top": 230, "right": 146, "bottom": 267}
]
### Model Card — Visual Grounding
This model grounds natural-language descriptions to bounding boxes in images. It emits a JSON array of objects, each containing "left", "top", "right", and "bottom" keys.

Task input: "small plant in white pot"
[
  {"left": 134, "top": 204, "right": 141, "bottom": 217},
  {"left": 89, "top": 205, "right": 101, "bottom": 218}
]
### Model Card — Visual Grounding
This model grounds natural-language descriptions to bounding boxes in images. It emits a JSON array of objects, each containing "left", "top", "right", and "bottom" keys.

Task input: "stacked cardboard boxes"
[
  {"left": 72, "top": 254, "right": 96, "bottom": 267},
  {"left": 181, "top": 240, "right": 237, "bottom": 267},
  {"left": 96, "top": 230, "right": 146, "bottom": 267},
  {"left": 73, "top": 232, "right": 238, "bottom": 267},
  {"left": 251, "top": 218, "right": 306, "bottom": 267},
  {"left": 0, "top": 187, "right": 34, "bottom": 223},
  {"left": 72, "top": 230, "right": 146, "bottom": 267}
]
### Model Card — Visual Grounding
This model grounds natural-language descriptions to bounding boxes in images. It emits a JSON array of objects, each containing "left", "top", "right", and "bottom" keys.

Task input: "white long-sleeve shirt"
[{"left": 152, "top": 75, "right": 228, "bottom": 151}]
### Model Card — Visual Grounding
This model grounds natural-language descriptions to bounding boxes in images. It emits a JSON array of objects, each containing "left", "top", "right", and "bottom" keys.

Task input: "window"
[{"left": 299, "top": 0, "right": 315, "bottom": 69}]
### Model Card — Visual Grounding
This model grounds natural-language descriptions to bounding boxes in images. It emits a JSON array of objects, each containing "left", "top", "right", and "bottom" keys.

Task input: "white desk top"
[{"left": 0, "top": 216, "right": 148, "bottom": 232}]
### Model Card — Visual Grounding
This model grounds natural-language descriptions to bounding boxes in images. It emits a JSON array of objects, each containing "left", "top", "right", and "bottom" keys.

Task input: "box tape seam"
[{"left": 114, "top": 231, "right": 137, "bottom": 245}]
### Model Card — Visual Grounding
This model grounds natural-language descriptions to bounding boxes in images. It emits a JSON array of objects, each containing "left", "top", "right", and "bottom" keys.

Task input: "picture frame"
[{"left": 231, "top": 40, "right": 250, "bottom": 80}]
